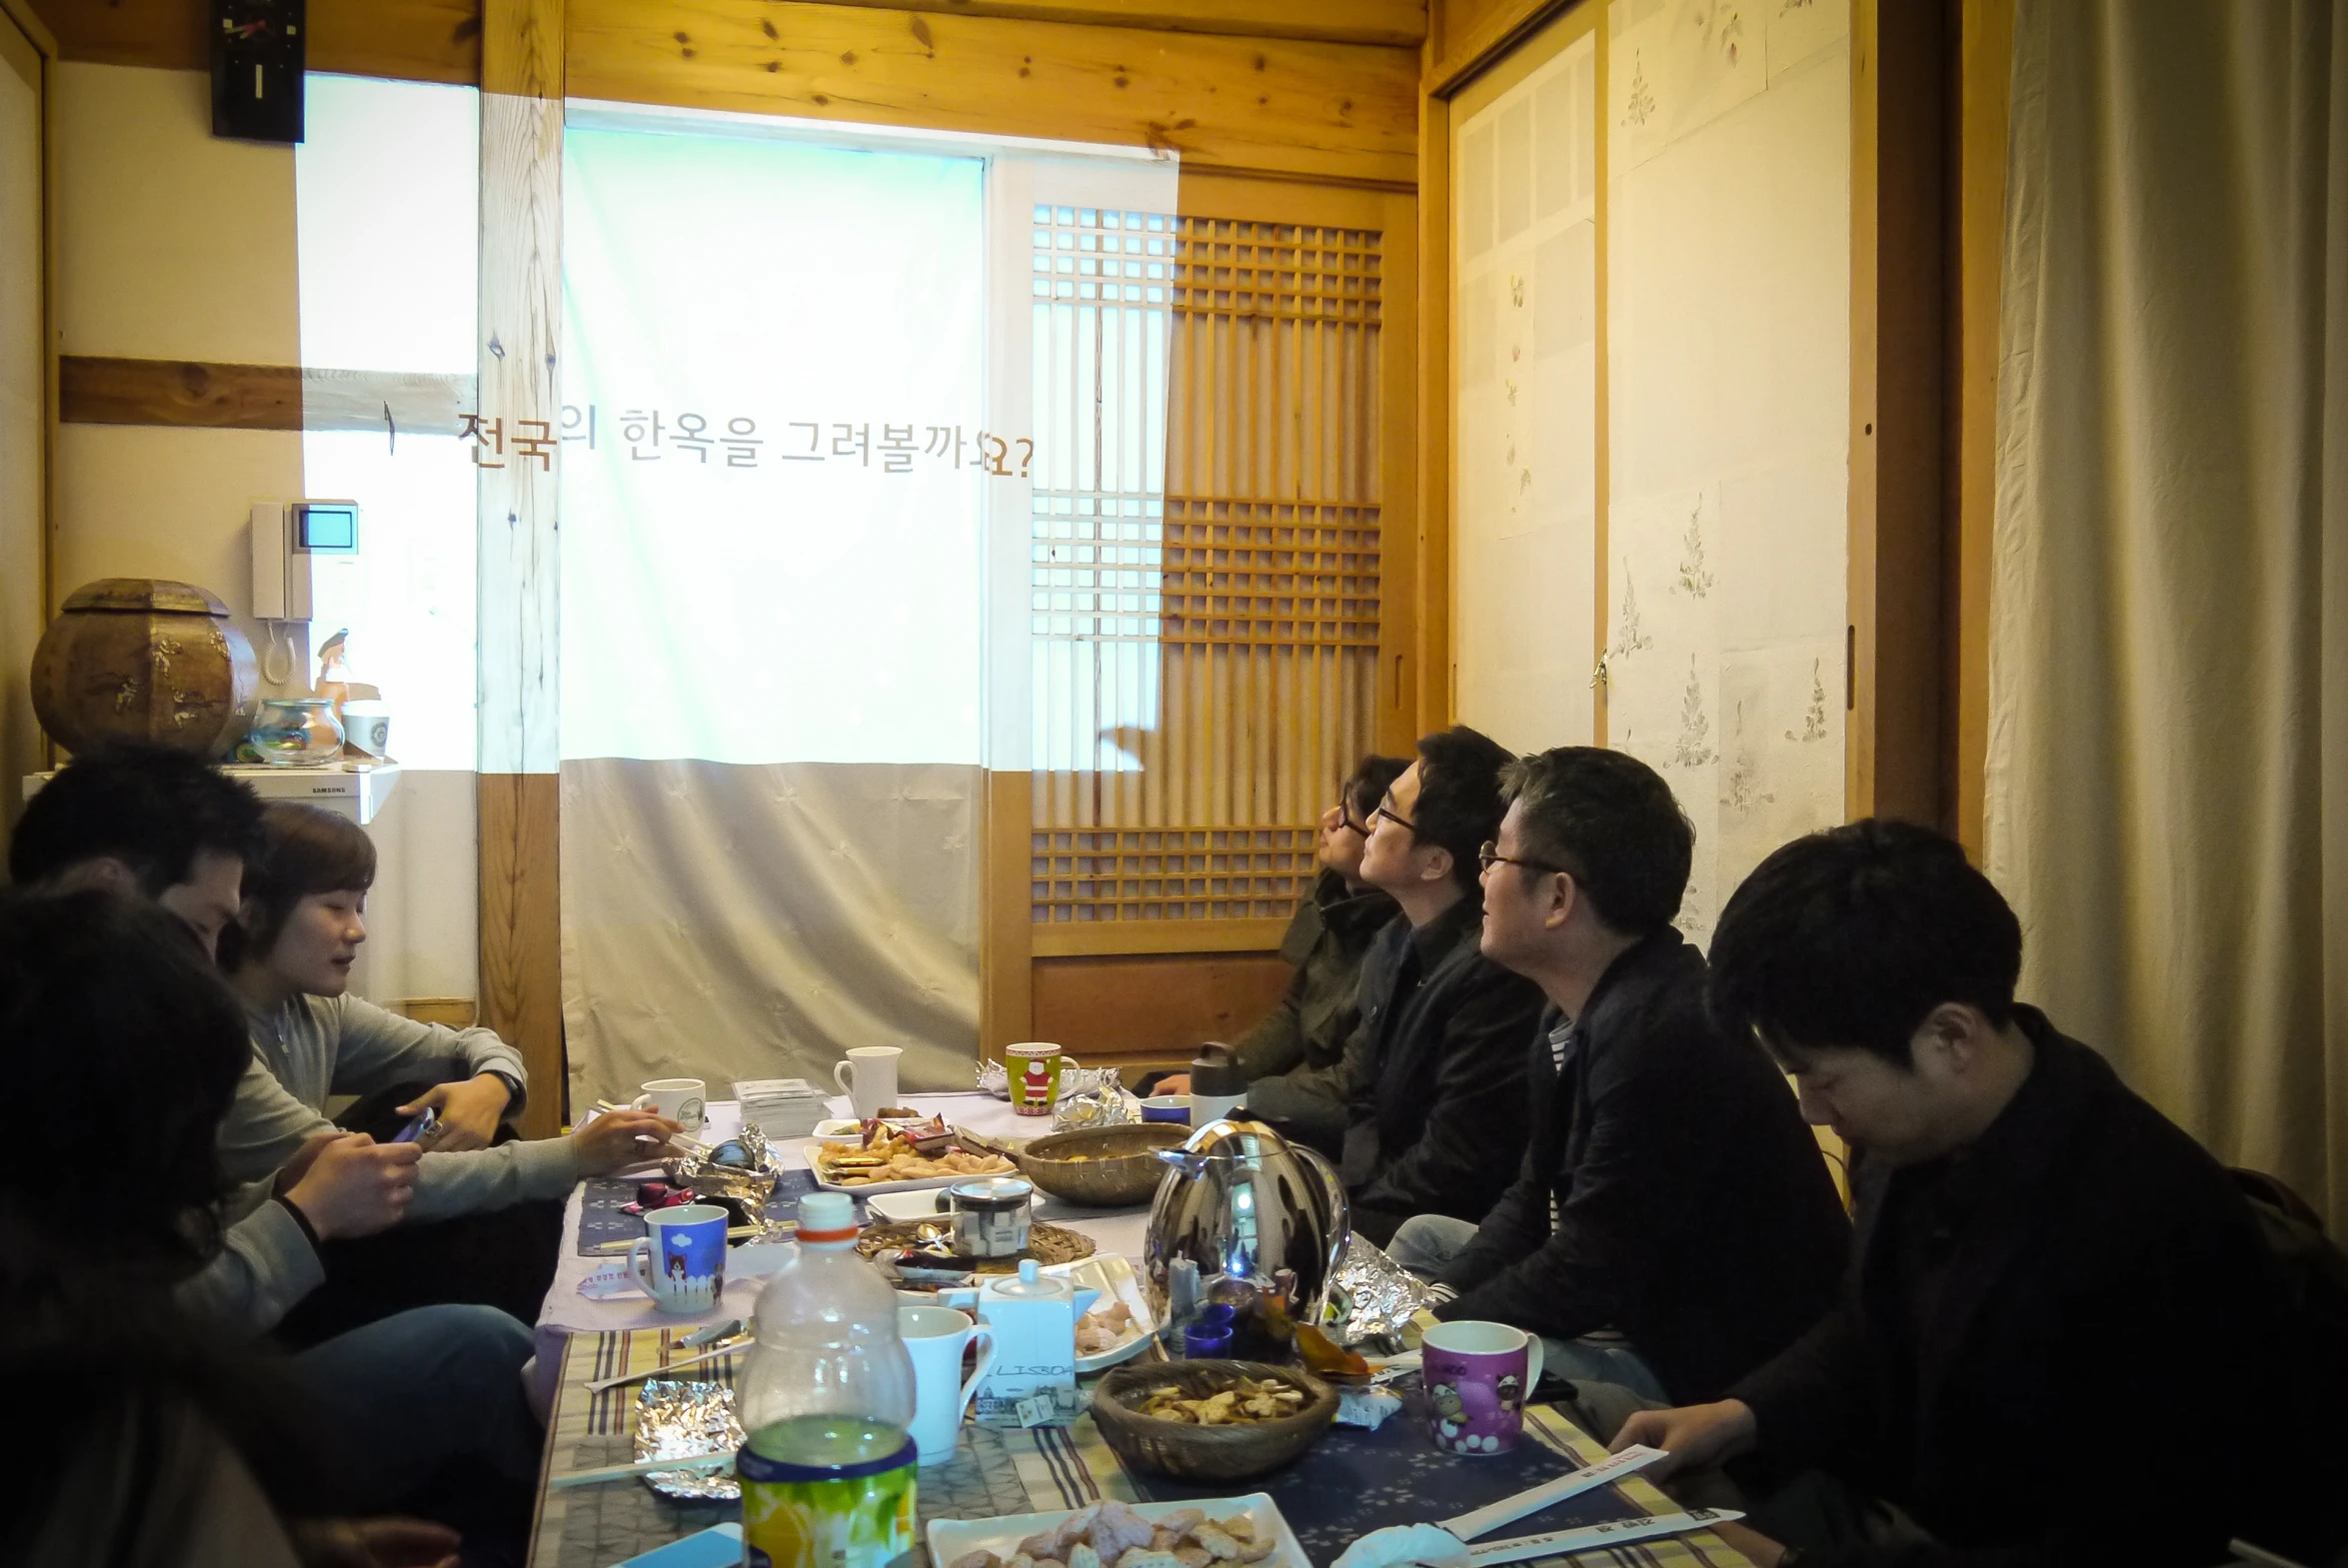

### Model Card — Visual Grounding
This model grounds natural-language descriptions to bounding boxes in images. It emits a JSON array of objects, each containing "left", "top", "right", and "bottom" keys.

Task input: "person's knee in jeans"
[
  {"left": 1388, "top": 1213, "right": 1481, "bottom": 1279},
  {"left": 289, "top": 1303, "right": 541, "bottom": 1504}
]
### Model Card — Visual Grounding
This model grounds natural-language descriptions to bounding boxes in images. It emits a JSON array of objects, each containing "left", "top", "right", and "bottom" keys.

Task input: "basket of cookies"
[{"left": 1089, "top": 1361, "right": 1338, "bottom": 1482}]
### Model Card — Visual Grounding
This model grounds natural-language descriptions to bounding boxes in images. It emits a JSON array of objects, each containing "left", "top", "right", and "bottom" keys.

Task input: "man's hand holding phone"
[{"left": 281, "top": 1132, "right": 423, "bottom": 1240}]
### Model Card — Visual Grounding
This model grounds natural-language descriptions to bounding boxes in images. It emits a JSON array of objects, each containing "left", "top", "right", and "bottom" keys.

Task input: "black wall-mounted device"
[{"left": 211, "top": 0, "right": 306, "bottom": 144}]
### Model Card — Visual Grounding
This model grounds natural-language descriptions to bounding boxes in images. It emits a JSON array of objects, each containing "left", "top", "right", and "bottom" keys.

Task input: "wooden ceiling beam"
[
  {"left": 811, "top": 0, "right": 1425, "bottom": 49},
  {"left": 27, "top": 0, "right": 1419, "bottom": 78},
  {"left": 27, "top": 0, "right": 481, "bottom": 82},
  {"left": 569, "top": 0, "right": 1417, "bottom": 188}
]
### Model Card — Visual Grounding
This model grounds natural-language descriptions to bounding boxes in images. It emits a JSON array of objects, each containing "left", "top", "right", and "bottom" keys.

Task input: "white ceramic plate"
[
  {"left": 865, "top": 1188, "right": 954, "bottom": 1223},
  {"left": 928, "top": 1495, "right": 1304, "bottom": 1568},
  {"left": 1052, "top": 1252, "right": 1158, "bottom": 1373},
  {"left": 806, "top": 1143, "right": 1022, "bottom": 1197}
]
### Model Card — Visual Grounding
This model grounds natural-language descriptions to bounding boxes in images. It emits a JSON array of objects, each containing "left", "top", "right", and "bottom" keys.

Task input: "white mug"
[
  {"left": 633, "top": 1077, "right": 706, "bottom": 1134},
  {"left": 629, "top": 1204, "right": 729, "bottom": 1315},
  {"left": 899, "top": 1303, "right": 995, "bottom": 1465},
  {"left": 833, "top": 1047, "right": 903, "bottom": 1121},
  {"left": 340, "top": 700, "right": 391, "bottom": 759}
]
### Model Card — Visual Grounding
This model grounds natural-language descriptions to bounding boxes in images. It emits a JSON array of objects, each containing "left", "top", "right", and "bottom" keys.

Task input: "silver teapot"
[{"left": 1144, "top": 1117, "right": 1351, "bottom": 1322}]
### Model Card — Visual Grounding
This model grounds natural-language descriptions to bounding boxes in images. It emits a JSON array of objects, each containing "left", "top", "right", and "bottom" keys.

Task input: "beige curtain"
[
  {"left": 1987, "top": 0, "right": 2348, "bottom": 1225},
  {"left": 560, "top": 760, "right": 982, "bottom": 1107}
]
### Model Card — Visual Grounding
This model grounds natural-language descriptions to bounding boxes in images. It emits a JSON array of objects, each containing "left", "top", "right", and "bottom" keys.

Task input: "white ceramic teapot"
[{"left": 966, "top": 1259, "right": 1100, "bottom": 1427}]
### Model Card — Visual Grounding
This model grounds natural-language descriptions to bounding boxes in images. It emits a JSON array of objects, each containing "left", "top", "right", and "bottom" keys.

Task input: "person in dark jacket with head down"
[
  {"left": 1157, "top": 755, "right": 1408, "bottom": 1157},
  {"left": 1390, "top": 747, "right": 1847, "bottom": 1413},
  {"left": 1340, "top": 726, "right": 1545, "bottom": 1245},
  {"left": 1611, "top": 820, "right": 2345, "bottom": 1568}
]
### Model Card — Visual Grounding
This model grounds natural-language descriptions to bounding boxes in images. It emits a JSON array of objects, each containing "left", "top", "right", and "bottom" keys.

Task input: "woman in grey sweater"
[{"left": 220, "top": 802, "right": 673, "bottom": 1341}]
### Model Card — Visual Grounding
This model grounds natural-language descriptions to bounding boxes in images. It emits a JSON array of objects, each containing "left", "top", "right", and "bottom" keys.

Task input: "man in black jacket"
[
  {"left": 1613, "top": 821, "right": 2343, "bottom": 1568},
  {"left": 1154, "top": 755, "right": 1406, "bottom": 1156},
  {"left": 1339, "top": 726, "right": 1545, "bottom": 1246},
  {"left": 1392, "top": 748, "right": 1847, "bottom": 1410}
]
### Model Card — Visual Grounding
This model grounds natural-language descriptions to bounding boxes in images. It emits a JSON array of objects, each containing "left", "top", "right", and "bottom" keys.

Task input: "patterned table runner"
[
  {"left": 575, "top": 1169, "right": 832, "bottom": 1256},
  {"left": 528, "top": 1329, "right": 1752, "bottom": 1568}
]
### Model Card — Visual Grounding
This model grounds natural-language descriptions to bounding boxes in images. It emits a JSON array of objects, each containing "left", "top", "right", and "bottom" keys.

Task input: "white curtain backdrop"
[
  {"left": 1987, "top": 0, "right": 2348, "bottom": 1224},
  {"left": 559, "top": 123, "right": 988, "bottom": 1100}
]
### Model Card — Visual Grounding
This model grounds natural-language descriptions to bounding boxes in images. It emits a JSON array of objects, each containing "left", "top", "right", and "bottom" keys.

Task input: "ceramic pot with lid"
[
  {"left": 1143, "top": 1117, "right": 1350, "bottom": 1329},
  {"left": 31, "top": 578, "right": 258, "bottom": 756}
]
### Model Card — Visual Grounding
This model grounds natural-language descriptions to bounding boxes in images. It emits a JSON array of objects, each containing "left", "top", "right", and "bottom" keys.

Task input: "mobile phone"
[{"left": 394, "top": 1106, "right": 440, "bottom": 1144}]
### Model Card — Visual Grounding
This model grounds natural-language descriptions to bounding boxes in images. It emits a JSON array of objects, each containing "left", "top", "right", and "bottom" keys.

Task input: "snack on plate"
[
  {"left": 1076, "top": 1301, "right": 1137, "bottom": 1356},
  {"left": 1137, "top": 1375, "right": 1307, "bottom": 1426},
  {"left": 816, "top": 1122, "right": 1015, "bottom": 1186},
  {"left": 949, "top": 1501, "right": 1280, "bottom": 1568}
]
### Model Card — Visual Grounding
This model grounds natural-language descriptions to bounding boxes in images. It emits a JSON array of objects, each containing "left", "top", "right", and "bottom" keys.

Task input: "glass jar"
[{"left": 251, "top": 698, "right": 344, "bottom": 767}]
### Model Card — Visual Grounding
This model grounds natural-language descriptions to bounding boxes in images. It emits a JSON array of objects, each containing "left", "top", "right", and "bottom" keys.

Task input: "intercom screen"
[{"left": 298, "top": 506, "right": 358, "bottom": 552}]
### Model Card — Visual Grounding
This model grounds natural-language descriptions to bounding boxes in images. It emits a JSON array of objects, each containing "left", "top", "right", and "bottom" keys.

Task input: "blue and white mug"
[{"left": 630, "top": 1202, "right": 728, "bottom": 1313}]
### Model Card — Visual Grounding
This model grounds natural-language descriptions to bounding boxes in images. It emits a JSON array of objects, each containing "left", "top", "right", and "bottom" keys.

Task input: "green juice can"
[{"left": 738, "top": 1415, "right": 919, "bottom": 1568}]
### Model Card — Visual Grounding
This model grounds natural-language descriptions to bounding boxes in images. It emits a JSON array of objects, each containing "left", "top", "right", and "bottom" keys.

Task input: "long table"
[
  {"left": 526, "top": 1093, "right": 1754, "bottom": 1568},
  {"left": 532, "top": 1092, "right": 1148, "bottom": 1403},
  {"left": 527, "top": 1326, "right": 1753, "bottom": 1568}
]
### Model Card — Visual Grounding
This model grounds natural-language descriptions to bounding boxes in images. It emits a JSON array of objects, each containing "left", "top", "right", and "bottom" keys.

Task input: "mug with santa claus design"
[{"left": 1004, "top": 1042, "right": 1080, "bottom": 1116}]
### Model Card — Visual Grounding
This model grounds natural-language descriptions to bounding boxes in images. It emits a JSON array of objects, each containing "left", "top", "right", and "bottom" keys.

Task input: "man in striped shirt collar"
[{"left": 1389, "top": 748, "right": 1846, "bottom": 1421}]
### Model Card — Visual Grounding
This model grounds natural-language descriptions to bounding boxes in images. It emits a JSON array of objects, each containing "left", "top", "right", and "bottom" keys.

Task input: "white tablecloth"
[{"left": 535, "top": 1091, "right": 1152, "bottom": 1344}]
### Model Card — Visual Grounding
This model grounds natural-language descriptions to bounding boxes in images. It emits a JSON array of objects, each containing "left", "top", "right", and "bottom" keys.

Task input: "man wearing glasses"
[
  {"left": 1155, "top": 755, "right": 1408, "bottom": 1157},
  {"left": 1339, "top": 726, "right": 1546, "bottom": 1244},
  {"left": 1391, "top": 747, "right": 1847, "bottom": 1427}
]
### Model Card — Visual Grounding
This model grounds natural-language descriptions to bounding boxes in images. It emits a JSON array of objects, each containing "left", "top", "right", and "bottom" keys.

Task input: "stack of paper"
[{"left": 732, "top": 1077, "right": 829, "bottom": 1138}]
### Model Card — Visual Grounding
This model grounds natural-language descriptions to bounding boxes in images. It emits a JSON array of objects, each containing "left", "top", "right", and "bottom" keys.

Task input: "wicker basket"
[
  {"left": 1090, "top": 1360, "right": 1339, "bottom": 1482},
  {"left": 1013, "top": 1123, "right": 1190, "bottom": 1208}
]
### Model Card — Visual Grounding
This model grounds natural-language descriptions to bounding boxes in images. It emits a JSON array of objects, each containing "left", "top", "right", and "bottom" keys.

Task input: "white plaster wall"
[
  {"left": 46, "top": 63, "right": 478, "bottom": 1004},
  {"left": 1603, "top": 0, "right": 1853, "bottom": 942}
]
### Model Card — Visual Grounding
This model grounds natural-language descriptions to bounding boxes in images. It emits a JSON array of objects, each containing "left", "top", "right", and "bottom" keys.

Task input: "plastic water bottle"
[{"left": 736, "top": 1192, "right": 919, "bottom": 1568}]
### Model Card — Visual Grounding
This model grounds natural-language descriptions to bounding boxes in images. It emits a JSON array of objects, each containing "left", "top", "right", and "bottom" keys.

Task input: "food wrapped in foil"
[
  {"left": 668, "top": 1126, "right": 787, "bottom": 1232},
  {"left": 635, "top": 1380, "right": 744, "bottom": 1500},
  {"left": 976, "top": 1058, "right": 1011, "bottom": 1098},
  {"left": 1325, "top": 1233, "right": 1437, "bottom": 1349},
  {"left": 1052, "top": 1073, "right": 1139, "bottom": 1131}
]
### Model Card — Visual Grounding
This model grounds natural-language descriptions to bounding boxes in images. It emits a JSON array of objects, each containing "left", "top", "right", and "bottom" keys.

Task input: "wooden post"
[
  {"left": 1952, "top": 0, "right": 2014, "bottom": 858},
  {"left": 978, "top": 770, "right": 1033, "bottom": 1057},
  {"left": 478, "top": 0, "right": 566, "bottom": 1136},
  {"left": 1846, "top": 0, "right": 1948, "bottom": 827},
  {"left": 1415, "top": 55, "right": 1452, "bottom": 738}
]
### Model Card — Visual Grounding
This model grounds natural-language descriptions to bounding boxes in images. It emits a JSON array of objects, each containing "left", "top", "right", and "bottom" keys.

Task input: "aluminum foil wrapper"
[
  {"left": 635, "top": 1380, "right": 744, "bottom": 1500},
  {"left": 977, "top": 1058, "right": 1010, "bottom": 1097},
  {"left": 1052, "top": 1078, "right": 1139, "bottom": 1132},
  {"left": 669, "top": 1127, "right": 789, "bottom": 1234},
  {"left": 1326, "top": 1233, "right": 1438, "bottom": 1348}
]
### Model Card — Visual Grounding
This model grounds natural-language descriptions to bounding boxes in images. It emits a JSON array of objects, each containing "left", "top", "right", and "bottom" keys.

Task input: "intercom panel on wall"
[{"left": 251, "top": 500, "right": 360, "bottom": 621}]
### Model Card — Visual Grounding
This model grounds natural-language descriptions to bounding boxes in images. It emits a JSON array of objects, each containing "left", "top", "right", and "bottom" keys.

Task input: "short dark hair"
[
  {"left": 8, "top": 743, "right": 263, "bottom": 895},
  {"left": 1409, "top": 726, "right": 1518, "bottom": 897},
  {"left": 222, "top": 803, "right": 378, "bottom": 971},
  {"left": 1343, "top": 755, "right": 1410, "bottom": 823},
  {"left": 1498, "top": 748, "right": 1694, "bottom": 936},
  {"left": 1709, "top": 818, "right": 2024, "bottom": 1068},
  {"left": 0, "top": 888, "right": 250, "bottom": 1274}
]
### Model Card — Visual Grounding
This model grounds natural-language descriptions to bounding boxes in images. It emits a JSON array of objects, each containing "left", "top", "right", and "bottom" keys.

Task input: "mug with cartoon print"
[
  {"left": 1420, "top": 1319, "right": 1545, "bottom": 1454},
  {"left": 630, "top": 1203, "right": 729, "bottom": 1313}
]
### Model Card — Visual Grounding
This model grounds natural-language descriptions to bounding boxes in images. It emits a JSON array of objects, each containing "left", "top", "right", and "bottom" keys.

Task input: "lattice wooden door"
[{"left": 1030, "top": 213, "right": 1384, "bottom": 929}]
